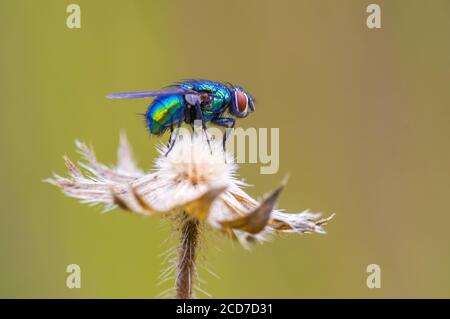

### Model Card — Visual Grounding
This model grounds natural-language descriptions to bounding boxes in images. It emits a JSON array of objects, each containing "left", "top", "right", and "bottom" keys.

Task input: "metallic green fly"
[{"left": 107, "top": 79, "right": 255, "bottom": 154}]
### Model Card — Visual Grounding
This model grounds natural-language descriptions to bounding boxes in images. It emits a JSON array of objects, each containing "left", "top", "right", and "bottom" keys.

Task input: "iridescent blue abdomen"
[{"left": 146, "top": 95, "right": 186, "bottom": 135}]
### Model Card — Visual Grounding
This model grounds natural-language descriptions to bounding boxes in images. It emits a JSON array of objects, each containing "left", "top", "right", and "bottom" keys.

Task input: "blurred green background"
[{"left": 1, "top": 0, "right": 450, "bottom": 298}]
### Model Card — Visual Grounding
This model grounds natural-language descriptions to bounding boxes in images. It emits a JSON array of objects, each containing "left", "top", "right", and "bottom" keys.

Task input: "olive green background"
[{"left": 1, "top": 0, "right": 449, "bottom": 298}]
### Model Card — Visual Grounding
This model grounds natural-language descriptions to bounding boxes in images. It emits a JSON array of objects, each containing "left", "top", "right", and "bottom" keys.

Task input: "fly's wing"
[{"left": 106, "top": 88, "right": 201, "bottom": 99}]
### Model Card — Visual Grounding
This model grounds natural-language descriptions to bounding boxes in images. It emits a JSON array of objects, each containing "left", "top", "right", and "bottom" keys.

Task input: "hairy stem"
[{"left": 176, "top": 212, "right": 200, "bottom": 299}]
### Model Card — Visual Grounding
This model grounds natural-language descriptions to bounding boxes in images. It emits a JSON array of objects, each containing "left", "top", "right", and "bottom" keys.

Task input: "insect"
[{"left": 107, "top": 79, "right": 255, "bottom": 154}]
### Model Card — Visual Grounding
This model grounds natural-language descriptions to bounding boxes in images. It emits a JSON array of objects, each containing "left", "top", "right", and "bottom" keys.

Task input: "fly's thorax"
[
  {"left": 208, "top": 85, "right": 232, "bottom": 113},
  {"left": 182, "top": 80, "right": 231, "bottom": 114}
]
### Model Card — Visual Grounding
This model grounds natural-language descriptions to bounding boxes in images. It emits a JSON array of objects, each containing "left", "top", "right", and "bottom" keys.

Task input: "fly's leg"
[
  {"left": 194, "top": 103, "right": 212, "bottom": 153},
  {"left": 184, "top": 105, "right": 194, "bottom": 133},
  {"left": 165, "top": 120, "right": 182, "bottom": 156},
  {"left": 211, "top": 117, "right": 235, "bottom": 152},
  {"left": 166, "top": 124, "right": 174, "bottom": 150}
]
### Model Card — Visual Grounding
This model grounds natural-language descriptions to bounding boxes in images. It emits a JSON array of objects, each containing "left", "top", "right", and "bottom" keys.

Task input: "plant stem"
[{"left": 176, "top": 212, "right": 199, "bottom": 299}]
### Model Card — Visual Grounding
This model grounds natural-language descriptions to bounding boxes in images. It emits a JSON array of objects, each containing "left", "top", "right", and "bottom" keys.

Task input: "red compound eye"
[{"left": 236, "top": 91, "right": 248, "bottom": 113}]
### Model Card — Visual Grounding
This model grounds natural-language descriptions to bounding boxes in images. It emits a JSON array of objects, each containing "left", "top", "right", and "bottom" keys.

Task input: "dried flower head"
[{"left": 46, "top": 131, "right": 334, "bottom": 298}]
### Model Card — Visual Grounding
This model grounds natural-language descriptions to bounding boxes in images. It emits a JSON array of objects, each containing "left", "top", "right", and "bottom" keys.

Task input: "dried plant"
[{"left": 46, "top": 131, "right": 334, "bottom": 298}]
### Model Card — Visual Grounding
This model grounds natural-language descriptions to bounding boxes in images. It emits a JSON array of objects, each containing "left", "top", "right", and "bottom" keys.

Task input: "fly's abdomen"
[{"left": 146, "top": 95, "right": 185, "bottom": 135}]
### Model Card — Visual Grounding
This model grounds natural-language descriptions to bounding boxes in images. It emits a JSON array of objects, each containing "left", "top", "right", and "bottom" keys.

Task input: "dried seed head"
[{"left": 46, "top": 131, "right": 334, "bottom": 247}]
